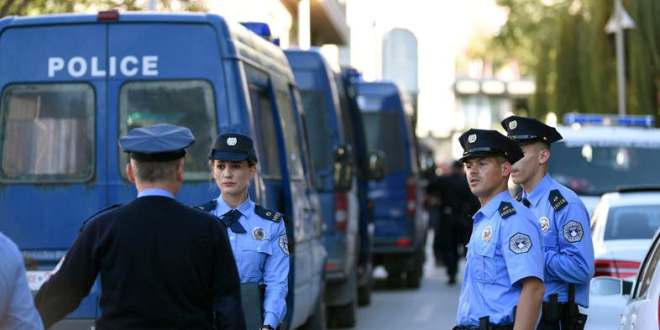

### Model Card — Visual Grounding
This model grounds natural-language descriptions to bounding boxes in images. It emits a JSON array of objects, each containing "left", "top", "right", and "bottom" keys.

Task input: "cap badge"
[
  {"left": 509, "top": 120, "right": 518, "bottom": 130},
  {"left": 468, "top": 134, "right": 477, "bottom": 144},
  {"left": 227, "top": 137, "right": 237, "bottom": 146}
]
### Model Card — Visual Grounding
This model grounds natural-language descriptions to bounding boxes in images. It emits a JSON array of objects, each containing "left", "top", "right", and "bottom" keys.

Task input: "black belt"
[{"left": 453, "top": 325, "right": 513, "bottom": 330}]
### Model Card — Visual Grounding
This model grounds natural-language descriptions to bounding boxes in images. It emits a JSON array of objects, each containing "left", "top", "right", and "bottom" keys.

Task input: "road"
[{"left": 339, "top": 235, "right": 463, "bottom": 330}]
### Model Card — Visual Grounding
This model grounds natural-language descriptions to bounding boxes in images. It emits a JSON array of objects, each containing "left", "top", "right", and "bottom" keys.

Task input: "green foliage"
[{"left": 487, "top": 0, "right": 659, "bottom": 120}]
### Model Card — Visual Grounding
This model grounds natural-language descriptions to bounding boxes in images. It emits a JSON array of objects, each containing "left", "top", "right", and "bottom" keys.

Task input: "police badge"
[
  {"left": 539, "top": 217, "right": 550, "bottom": 233},
  {"left": 252, "top": 227, "right": 265, "bottom": 241},
  {"left": 278, "top": 234, "right": 289, "bottom": 256},
  {"left": 563, "top": 220, "right": 584, "bottom": 243},
  {"left": 509, "top": 233, "right": 532, "bottom": 254},
  {"left": 227, "top": 137, "right": 237, "bottom": 146},
  {"left": 468, "top": 134, "right": 477, "bottom": 143},
  {"left": 481, "top": 225, "right": 493, "bottom": 242}
]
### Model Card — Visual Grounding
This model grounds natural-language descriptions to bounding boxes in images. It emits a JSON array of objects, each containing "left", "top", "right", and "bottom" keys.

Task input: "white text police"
[{"left": 47, "top": 56, "right": 159, "bottom": 78}]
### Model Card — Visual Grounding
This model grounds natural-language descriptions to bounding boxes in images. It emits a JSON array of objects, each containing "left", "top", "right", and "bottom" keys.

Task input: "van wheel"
[
  {"left": 327, "top": 272, "right": 358, "bottom": 328},
  {"left": 300, "top": 285, "right": 327, "bottom": 330},
  {"left": 357, "top": 279, "right": 372, "bottom": 306},
  {"left": 405, "top": 249, "right": 424, "bottom": 289}
]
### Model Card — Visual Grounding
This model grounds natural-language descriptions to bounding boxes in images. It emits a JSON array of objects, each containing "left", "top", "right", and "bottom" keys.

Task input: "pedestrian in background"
[
  {"left": 502, "top": 116, "right": 592, "bottom": 330},
  {"left": 35, "top": 124, "right": 245, "bottom": 330},
  {"left": 0, "top": 232, "right": 43, "bottom": 330},
  {"left": 454, "top": 129, "right": 544, "bottom": 330},
  {"left": 197, "top": 133, "right": 289, "bottom": 330}
]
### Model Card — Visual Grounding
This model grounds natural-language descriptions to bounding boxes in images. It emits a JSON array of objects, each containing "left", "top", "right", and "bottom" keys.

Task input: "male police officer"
[
  {"left": 35, "top": 124, "right": 246, "bottom": 330},
  {"left": 0, "top": 232, "right": 43, "bottom": 330},
  {"left": 502, "top": 116, "right": 593, "bottom": 330},
  {"left": 454, "top": 129, "right": 545, "bottom": 330}
]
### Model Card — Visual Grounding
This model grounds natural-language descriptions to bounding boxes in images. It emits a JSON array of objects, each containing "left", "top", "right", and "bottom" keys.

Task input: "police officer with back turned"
[
  {"left": 35, "top": 124, "right": 246, "bottom": 330},
  {"left": 454, "top": 129, "right": 545, "bottom": 330},
  {"left": 502, "top": 116, "right": 593, "bottom": 330}
]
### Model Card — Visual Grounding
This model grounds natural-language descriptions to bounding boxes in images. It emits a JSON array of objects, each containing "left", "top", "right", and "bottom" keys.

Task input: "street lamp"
[{"left": 605, "top": 0, "right": 635, "bottom": 116}]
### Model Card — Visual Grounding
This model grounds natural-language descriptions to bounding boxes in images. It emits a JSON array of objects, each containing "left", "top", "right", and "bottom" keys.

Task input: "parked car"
[{"left": 586, "top": 188, "right": 660, "bottom": 330}]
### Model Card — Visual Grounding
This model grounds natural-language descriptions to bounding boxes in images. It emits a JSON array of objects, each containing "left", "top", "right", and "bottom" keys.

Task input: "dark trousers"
[{"left": 432, "top": 211, "right": 459, "bottom": 278}]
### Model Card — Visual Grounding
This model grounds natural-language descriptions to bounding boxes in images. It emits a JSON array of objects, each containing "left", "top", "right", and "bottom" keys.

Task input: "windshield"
[
  {"left": 548, "top": 142, "right": 660, "bottom": 195},
  {"left": 361, "top": 111, "right": 407, "bottom": 174},
  {"left": 605, "top": 205, "right": 660, "bottom": 240}
]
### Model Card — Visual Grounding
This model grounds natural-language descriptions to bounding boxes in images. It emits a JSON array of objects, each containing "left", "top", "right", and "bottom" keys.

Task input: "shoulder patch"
[
  {"left": 499, "top": 202, "right": 517, "bottom": 219},
  {"left": 509, "top": 233, "right": 532, "bottom": 254},
  {"left": 254, "top": 205, "right": 284, "bottom": 223},
  {"left": 195, "top": 199, "right": 217, "bottom": 213},
  {"left": 80, "top": 204, "right": 121, "bottom": 232},
  {"left": 549, "top": 190, "right": 568, "bottom": 212}
]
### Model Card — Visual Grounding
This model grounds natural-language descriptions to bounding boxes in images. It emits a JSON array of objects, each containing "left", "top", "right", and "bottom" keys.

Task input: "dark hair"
[{"left": 132, "top": 159, "right": 180, "bottom": 182}]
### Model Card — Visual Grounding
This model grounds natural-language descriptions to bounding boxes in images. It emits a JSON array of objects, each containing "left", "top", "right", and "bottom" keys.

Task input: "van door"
[
  {"left": 106, "top": 23, "right": 220, "bottom": 204},
  {"left": 0, "top": 23, "right": 108, "bottom": 317}
]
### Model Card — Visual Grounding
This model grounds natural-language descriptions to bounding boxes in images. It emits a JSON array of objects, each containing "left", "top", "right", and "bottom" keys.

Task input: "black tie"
[
  {"left": 221, "top": 209, "right": 246, "bottom": 233},
  {"left": 522, "top": 198, "right": 531, "bottom": 208}
]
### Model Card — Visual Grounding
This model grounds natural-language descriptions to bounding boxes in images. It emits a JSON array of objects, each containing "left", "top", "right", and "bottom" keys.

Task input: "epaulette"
[
  {"left": 549, "top": 189, "right": 568, "bottom": 212},
  {"left": 195, "top": 199, "right": 217, "bottom": 213},
  {"left": 498, "top": 201, "right": 516, "bottom": 219},
  {"left": 80, "top": 204, "right": 121, "bottom": 232},
  {"left": 254, "top": 205, "right": 284, "bottom": 223}
]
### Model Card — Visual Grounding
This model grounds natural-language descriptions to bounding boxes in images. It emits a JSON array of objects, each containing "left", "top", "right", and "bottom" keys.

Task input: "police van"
[
  {"left": 356, "top": 81, "right": 426, "bottom": 288},
  {"left": 549, "top": 113, "right": 660, "bottom": 215},
  {"left": 0, "top": 11, "right": 326, "bottom": 330}
]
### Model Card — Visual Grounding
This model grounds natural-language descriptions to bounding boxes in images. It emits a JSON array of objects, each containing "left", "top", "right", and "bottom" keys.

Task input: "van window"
[
  {"left": 249, "top": 87, "right": 282, "bottom": 178},
  {"left": 275, "top": 90, "right": 304, "bottom": 179},
  {"left": 300, "top": 90, "right": 333, "bottom": 181},
  {"left": 0, "top": 84, "right": 94, "bottom": 182},
  {"left": 361, "top": 111, "right": 406, "bottom": 174},
  {"left": 119, "top": 80, "right": 216, "bottom": 180}
]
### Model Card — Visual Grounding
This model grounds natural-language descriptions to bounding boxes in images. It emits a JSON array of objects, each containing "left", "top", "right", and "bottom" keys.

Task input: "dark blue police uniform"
[
  {"left": 502, "top": 116, "right": 593, "bottom": 330},
  {"left": 35, "top": 124, "right": 245, "bottom": 330},
  {"left": 454, "top": 129, "right": 545, "bottom": 330}
]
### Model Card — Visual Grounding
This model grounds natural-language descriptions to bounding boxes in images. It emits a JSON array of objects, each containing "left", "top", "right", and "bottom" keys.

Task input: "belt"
[{"left": 453, "top": 325, "right": 513, "bottom": 330}]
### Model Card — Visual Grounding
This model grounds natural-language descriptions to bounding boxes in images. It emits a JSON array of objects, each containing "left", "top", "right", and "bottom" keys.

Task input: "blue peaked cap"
[{"left": 119, "top": 123, "right": 195, "bottom": 161}]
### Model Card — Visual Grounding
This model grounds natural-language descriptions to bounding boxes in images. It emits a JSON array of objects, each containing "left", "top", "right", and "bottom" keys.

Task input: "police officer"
[
  {"left": 35, "top": 124, "right": 245, "bottom": 330},
  {"left": 454, "top": 129, "right": 545, "bottom": 330},
  {"left": 197, "top": 133, "right": 289, "bottom": 330},
  {"left": 502, "top": 116, "right": 593, "bottom": 330},
  {"left": 0, "top": 232, "right": 43, "bottom": 330}
]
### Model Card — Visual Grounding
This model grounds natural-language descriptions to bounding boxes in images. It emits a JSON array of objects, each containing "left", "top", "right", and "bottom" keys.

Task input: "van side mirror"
[
  {"left": 333, "top": 145, "right": 353, "bottom": 190},
  {"left": 590, "top": 276, "right": 633, "bottom": 296},
  {"left": 368, "top": 150, "right": 385, "bottom": 181}
]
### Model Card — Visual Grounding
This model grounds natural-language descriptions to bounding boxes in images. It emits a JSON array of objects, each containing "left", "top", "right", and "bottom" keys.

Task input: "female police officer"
[
  {"left": 454, "top": 129, "right": 545, "bottom": 330},
  {"left": 197, "top": 133, "right": 289, "bottom": 330}
]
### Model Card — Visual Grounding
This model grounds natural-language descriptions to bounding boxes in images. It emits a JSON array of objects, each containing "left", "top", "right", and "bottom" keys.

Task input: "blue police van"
[
  {"left": 0, "top": 11, "right": 326, "bottom": 330},
  {"left": 356, "top": 81, "right": 426, "bottom": 288},
  {"left": 285, "top": 50, "right": 369, "bottom": 327}
]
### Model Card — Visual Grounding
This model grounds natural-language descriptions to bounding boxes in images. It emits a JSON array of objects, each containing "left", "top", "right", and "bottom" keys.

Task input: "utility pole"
[{"left": 605, "top": 0, "right": 636, "bottom": 115}]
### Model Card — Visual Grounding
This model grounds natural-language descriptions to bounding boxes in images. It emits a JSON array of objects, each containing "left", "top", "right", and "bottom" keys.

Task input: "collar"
[
  {"left": 137, "top": 188, "right": 175, "bottom": 199},
  {"left": 473, "top": 190, "right": 511, "bottom": 223},
  {"left": 215, "top": 195, "right": 254, "bottom": 216},
  {"left": 523, "top": 174, "right": 552, "bottom": 207}
]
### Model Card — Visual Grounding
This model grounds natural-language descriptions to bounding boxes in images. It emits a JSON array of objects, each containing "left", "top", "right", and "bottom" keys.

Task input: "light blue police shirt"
[
  {"left": 137, "top": 188, "right": 175, "bottom": 199},
  {"left": 213, "top": 197, "right": 289, "bottom": 328},
  {"left": 456, "top": 191, "right": 544, "bottom": 326},
  {"left": 0, "top": 233, "right": 44, "bottom": 330},
  {"left": 520, "top": 174, "right": 594, "bottom": 307}
]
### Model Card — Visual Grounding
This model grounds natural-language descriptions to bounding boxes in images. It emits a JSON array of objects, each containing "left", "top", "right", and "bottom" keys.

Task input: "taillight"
[
  {"left": 594, "top": 259, "right": 640, "bottom": 278},
  {"left": 335, "top": 192, "right": 348, "bottom": 232},
  {"left": 97, "top": 10, "right": 119, "bottom": 22},
  {"left": 395, "top": 237, "right": 412, "bottom": 247},
  {"left": 406, "top": 177, "right": 417, "bottom": 219}
]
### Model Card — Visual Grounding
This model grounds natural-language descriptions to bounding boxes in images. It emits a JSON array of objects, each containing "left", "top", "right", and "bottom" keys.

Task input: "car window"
[
  {"left": 299, "top": 90, "right": 334, "bottom": 187},
  {"left": 0, "top": 83, "right": 94, "bottom": 182},
  {"left": 604, "top": 205, "right": 660, "bottom": 240},
  {"left": 119, "top": 80, "right": 217, "bottom": 181},
  {"left": 633, "top": 233, "right": 660, "bottom": 299},
  {"left": 361, "top": 111, "right": 407, "bottom": 174},
  {"left": 274, "top": 89, "right": 304, "bottom": 180}
]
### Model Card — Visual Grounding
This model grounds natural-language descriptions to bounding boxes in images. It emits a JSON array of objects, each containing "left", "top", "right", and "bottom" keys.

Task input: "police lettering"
[{"left": 48, "top": 56, "right": 159, "bottom": 78}]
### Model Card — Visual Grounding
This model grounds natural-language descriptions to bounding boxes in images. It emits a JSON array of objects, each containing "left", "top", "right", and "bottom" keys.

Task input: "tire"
[
  {"left": 300, "top": 285, "right": 327, "bottom": 330},
  {"left": 327, "top": 272, "right": 358, "bottom": 328},
  {"left": 405, "top": 249, "right": 424, "bottom": 289},
  {"left": 357, "top": 280, "right": 372, "bottom": 306}
]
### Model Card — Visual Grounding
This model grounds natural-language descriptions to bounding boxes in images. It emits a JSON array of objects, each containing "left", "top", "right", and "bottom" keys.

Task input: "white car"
[
  {"left": 586, "top": 189, "right": 660, "bottom": 330},
  {"left": 619, "top": 227, "right": 660, "bottom": 329}
]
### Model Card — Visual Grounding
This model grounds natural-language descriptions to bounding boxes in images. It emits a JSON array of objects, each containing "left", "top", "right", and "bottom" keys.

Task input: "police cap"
[
  {"left": 458, "top": 129, "right": 524, "bottom": 164},
  {"left": 501, "top": 115, "right": 562, "bottom": 144},
  {"left": 119, "top": 123, "right": 195, "bottom": 162},
  {"left": 209, "top": 133, "right": 257, "bottom": 163}
]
